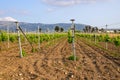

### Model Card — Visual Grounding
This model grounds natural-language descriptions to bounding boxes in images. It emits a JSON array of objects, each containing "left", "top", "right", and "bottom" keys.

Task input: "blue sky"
[{"left": 0, "top": 0, "right": 120, "bottom": 28}]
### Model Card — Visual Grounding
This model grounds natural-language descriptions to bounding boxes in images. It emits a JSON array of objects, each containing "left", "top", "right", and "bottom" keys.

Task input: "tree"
[
  {"left": 95, "top": 27, "right": 99, "bottom": 32},
  {"left": 83, "top": 25, "right": 93, "bottom": 33},
  {"left": 100, "top": 28, "right": 105, "bottom": 33},
  {"left": 88, "top": 26, "right": 92, "bottom": 33},
  {"left": 60, "top": 27, "right": 64, "bottom": 32},
  {"left": 91, "top": 27, "right": 95, "bottom": 33},
  {"left": 91, "top": 27, "right": 99, "bottom": 33},
  {"left": 85, "top": 26, "right": 89, "bottom": 32},
  {"left": 54, "top": 26, "right": 59, "bottom": 32},
  {"left": 39, "top": 28, "right": 42, "bottom": 32}
]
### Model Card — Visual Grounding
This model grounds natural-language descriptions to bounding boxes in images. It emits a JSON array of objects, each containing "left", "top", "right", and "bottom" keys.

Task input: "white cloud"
[
  {"left": 42, "top": 0, "right": 108, "bottom": 6},
  {"left": 0, "top": 17, "right": 17, "bottom": 22}
]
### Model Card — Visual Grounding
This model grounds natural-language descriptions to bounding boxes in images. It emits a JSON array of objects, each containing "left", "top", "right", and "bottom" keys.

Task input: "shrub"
[
  {"left": 1, "top": 32, "right": 7, "bottom": 41},
  {"left": 104, "top": 34, "right": 110, "bottom": 42},
  {"left": 9, "top": 35, "right": 16, "bottom": 42},
  {"left": 114, "top": 38, "right": 120, "bottom": 47}
]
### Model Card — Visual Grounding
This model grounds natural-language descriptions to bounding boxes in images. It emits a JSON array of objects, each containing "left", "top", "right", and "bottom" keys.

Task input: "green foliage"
[
  {"left": 9, "top": 35, "right": 16, "bottom": 42},
  {"left": 20, "top": 34, "right": 26, "bottom": 42},
  {"left": 27, "top": 33, "right": 66, "bottom": 43},
  {"left": 54, "top": 26, "right": 64, "bottom": 32},
  {"left": 113, "top": 38, "right": 120, "bottom": 47},
  {"left": 60, "top": 27, "right": 64, "bottom": 32},
  {"left": 77, "top": 33, "right": 120, "bottom": 51},
  {"left": 104, "top": 34, "right": 110, "bottom": 42},
  {"left": 98, "top": 35, "right": 104, "bottom": 42},
  {"left": 1, "top": 32, "right": 7, "bottom": 41},
  {"left": 68, "top": 55, "right": 78, "bottom": 61},
  {"left": 22, "top": 50, "right": 27, "bottom": 57},
  {"left": 77, "top": 34, "right": 113, "bottom": 43},
  {"left": 27, "top": 34, "right": 38, "bottom": 43},
  {"left": 0, "top": 32, "right": 67, "bottom": 44},
  {"left": 55, "top": 26, "right": 60, "bottom": 32},
  {"left": 0, "top": 34, "right": 1, "bottom": 42}
]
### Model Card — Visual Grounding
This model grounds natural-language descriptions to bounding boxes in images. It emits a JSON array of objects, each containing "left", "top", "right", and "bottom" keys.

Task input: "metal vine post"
[
  {"left": 25, "top": 28, "right": 27, "bottom": 44},
  {"left": 7, "top": 25, "right": 9, "bottom": 48},
  {"left": 38, "top": 26, "right": 40, "bottom": 51},
  {"left": 106, "top": 24, "right": 108, "bottom": 50},
  {"left": 15, "top": 21, "right": 23, "bottom": 58},
  {"left": 70, "top": 19, "right": 76, "bottom": 61}
]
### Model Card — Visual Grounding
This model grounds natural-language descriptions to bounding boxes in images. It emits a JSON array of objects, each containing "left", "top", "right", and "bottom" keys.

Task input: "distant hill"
[{"left": 0, "top": 21, "right": 85, "bottom": 32}]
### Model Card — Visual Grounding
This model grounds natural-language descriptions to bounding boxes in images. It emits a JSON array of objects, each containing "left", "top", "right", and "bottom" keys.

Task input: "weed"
[
  {"left": 68, "top": 55, "right": 78, "bottom": 61},
  {"left": 22, "top": 50, "right": 27, "bottom": 57}
]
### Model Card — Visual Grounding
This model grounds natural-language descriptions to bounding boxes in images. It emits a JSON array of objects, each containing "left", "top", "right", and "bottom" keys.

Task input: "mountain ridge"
[{"left": 0, "top": 21, "right": 85, "bottom": 32}]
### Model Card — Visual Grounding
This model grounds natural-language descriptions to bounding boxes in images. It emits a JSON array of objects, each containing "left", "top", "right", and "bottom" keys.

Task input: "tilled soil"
[{"left": 0, "top": 37, "right": 120, "bottom": 80}]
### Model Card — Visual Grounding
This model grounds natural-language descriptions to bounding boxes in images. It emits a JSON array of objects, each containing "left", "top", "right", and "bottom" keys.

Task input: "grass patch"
[
  {"left": 22, "top": 50, "right": 27, "bottom": 57},
  {"left": 68, "top": 55, "right": 79, "bottom": 61}
]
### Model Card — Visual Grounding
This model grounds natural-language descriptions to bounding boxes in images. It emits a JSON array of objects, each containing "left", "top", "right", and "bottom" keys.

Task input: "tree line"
[
  {"left": 38, "top": 26, "right": 64, "bottom": 32},
  {"left": 83, "top": 25, "right": 120, "bottom": 33},
  {"left": 83, "top": 25, "right": 99, "bottom": 33}
]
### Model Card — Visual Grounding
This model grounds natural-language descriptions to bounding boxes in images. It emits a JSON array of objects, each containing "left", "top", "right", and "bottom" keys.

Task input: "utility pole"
[
  {"left": 15, "top": 22, "right": 23, "bottom": 58},
  {"left": 70, "top": 19, "right": 76, "bottom": 61}
]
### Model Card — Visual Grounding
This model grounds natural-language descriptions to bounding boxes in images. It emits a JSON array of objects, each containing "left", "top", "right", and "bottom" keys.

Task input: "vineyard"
[
  {"left": 76, "top": 33, "right": 120, "bottom": 57},
  {"left": 0, "top": 31, "right": 120, "bottom": 80}
]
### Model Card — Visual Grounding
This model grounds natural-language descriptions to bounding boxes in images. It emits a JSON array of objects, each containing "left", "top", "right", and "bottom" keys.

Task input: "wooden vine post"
[
  {"left": 70, "top": 19, "right": 76, "bottom": 61},
  {"left": 15, "top": 22, "right": 23, "bottom": 58}
]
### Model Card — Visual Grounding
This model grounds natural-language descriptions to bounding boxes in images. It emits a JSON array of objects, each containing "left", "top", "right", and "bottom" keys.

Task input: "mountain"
[{"left": 0, "top": 21, "right": 85, "bottom": 32}]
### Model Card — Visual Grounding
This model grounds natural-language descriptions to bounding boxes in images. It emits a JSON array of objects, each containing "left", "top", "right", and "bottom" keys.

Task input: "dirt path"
[{"left": 0, "top": 37, "right": 120, "bottom": 80}]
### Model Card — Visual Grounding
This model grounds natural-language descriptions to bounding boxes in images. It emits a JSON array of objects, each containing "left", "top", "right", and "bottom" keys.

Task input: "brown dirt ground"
[{"left": 0, "top": 37, "right": 120, "bottom": 80}]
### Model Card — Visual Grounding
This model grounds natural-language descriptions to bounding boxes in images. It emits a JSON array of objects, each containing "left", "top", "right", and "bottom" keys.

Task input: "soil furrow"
[
  {"left": 0, "top": 37, "right": 120, "bottom": 80},
  {"left": 76, "top": 38, "right": 120, "bottom": 80}
]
